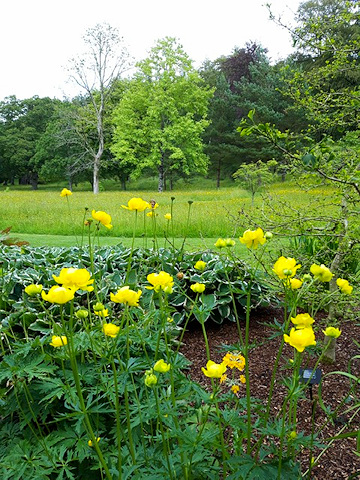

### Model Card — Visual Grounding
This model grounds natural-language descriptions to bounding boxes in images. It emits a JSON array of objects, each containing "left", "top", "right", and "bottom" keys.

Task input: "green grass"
[{"left": 0, "top": 178, "right": 337, "bottom": 242}]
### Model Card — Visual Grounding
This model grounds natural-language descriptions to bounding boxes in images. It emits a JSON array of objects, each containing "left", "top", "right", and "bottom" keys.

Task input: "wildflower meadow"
[{"left": 0, "top": 188, "right": 359, "bottom": 480}]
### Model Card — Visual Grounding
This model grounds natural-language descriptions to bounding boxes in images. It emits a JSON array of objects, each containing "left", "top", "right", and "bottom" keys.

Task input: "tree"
[
  {"left": 276, "top": 0, "right": 360, "bottom": 137},
  {"left": 200, "top": 46, "right": 300, "bottom": 186},
  {"left": 233, "top": 159, "right": 277, "bottom": 205},
  {"left": 67, "top": 23, "right": 131, "bottom": 193},
  {"left": 111, "top": 37, "right": 213, "bottom": 192},
  {"left": 0, "top": 96, "right": 58, "bottom": 188}
]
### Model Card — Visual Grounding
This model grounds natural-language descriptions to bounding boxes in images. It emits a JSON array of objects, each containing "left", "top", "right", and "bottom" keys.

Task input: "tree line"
[{"left": 0, "top": 0, "right": 358, "bottom": 193}]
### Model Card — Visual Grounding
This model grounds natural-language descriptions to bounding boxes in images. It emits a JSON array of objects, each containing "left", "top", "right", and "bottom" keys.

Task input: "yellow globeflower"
[
  {"left": 121, "top": 197, "right": 149, "bottom": 212},
  {"left": 49, "top": 335, "right": 68, "bottom": 347},
  {"left": 24, "top": 283, "right": 43, "bottom": 296},
  {"left": 41, "top": 286, "right": 74, "bottom": 304},
  {"left": 194, "top": 260, "right": 206, "bottom": 271},
  {"left": 164, "top": 213, "right": 171, "bottom": 220},
  {"left": 103, "top": 323, "right": 120, "bottom": 338},
  {"left": 91, "top": 210, "right": 113, "bottom": 229},
  {"left": 147, "top": 271, "right": 174, "bottom": 293},
  {"left": 153, "top": 359, "right": 171, "bottom": 373},
  {"left": 239, "top": 228, "right": 266, "bottom": 249},
  {"left": 273, "top": 256, "right": 301, "bottom": 279},
  {"left": 214, "top": 238, "right": 227, "bottom": 248},
  {"left": 190, "top": 283, "right": 205, "bottom": 293},
  {"left": 336, "top": 278, "right": 353, "bottom": 295},
  {"left": 289, "top": 278, "right": 303, "bottom": 289},
  {"left": 224, "top": 238, "right": 236, "bottom": 247},
  {"left": 284, "top": 327, "right": 316, "bottom": 352},
  {"left": 291, "top": 313, "right": 315, "bottom": 329},
  {"left": 110, "top": 286, "right": 142, "bottom": 307},
  {"left": 202, "top": 360, "right": 227, "bottom": 378},
  {"left": 310, "top": 263, "right": 333, "bottom": 282},
  {"left": 94, "top": 308, "right": 109, "bottom": 318},
  {"left": 323, "top": 326, "right": 341, "bottom": 338},
  {"left": 60, "top": 188, "right": 72, "bottom": 197},
  {"left": 53, "top": 268, "right": 94, "bottom": 292},
  {"left": 144, "top": 373, "right": 158, "bottom": 387}
]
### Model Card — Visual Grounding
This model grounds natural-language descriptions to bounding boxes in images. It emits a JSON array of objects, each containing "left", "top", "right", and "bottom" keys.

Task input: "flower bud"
[
  {"left": 93, "top": 302, "right": 105, "bottom": 312},
  {"left": 75, "top": 309, "right": 89, "bottom": 319}
]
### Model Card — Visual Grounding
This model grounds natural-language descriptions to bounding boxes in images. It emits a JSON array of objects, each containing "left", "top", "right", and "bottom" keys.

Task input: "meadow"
[{"left": 0, "top": 178, "right": 336, "bottom": 245}]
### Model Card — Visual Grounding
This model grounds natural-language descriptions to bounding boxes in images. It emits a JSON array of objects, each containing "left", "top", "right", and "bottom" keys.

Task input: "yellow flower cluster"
[{"left": 222, "top": 352, "right": 245, "bottom": 371}]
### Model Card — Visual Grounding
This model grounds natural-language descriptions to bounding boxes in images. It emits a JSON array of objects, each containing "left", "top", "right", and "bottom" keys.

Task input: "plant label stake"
[{"left": 299, "top": 368, "right": 322, "bottom": 415}]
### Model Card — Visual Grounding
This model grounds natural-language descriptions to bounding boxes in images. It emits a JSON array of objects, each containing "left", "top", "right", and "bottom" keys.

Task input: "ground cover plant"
[{"left": 0, "top": 193, "right": 358, "bottom": 479}]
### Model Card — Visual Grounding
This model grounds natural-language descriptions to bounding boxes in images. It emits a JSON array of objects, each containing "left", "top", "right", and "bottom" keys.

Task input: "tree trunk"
[
  {"left": 216, "top": 158, "right": 221, "bottom": 189},
  {"left": 158, "top": 154, "right": 165, "bottom": 193},
  {"left": 93, "top": 155, "right": 100, "bottom": 194},
  {"left": 121, "top": 177, "right": 127, "bottom": 191},
  {"left": 30, "top": 172, "right": 38, "bottom": 190}
]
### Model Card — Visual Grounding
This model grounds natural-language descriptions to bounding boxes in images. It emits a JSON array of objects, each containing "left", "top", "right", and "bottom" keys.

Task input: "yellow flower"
[
  {"left": 239, "top": 375, "right": 246, "bottom": 384},
  {"left": 103, "top": 323, "right": 120, "bottom": 338},
  {"left": 147, "top": 211, "right": 155, "bottom": 217},
  {"left": 336, "top": 278, "right": 353, "bottom": 295},
  {"left": 60, "top": 188, "right": 72, "bottom": 197},
  {"left": 49, "top": 335, "right": 68, "bottom": 347},
  {"left": 323, "top": 326, "right": 341, "bottom": 338},
  {"left": 121, "top": 197, "right": 149, "bottom": 212},
  {"left": 88, "top": 437, "right": 100, "bottom": 447},
  {"left": 214, "top": 238, "right": 227, "bottom": 248},
  {"left": 220, "top": 374, "right": 227, "bottom": 384},
  {"left": 231, "top": 385, "right": 240, "bottom": 394},
  {"left": 144, "top": 373, "right": 158, "bottom": 387},
  {"left": 289, "top": 278, "right": 303, "bottom": 289},
  {"left": 222, "top": 352, "right": 245, "bottom": 370},
  {"left": 239, "top": 228, "right": 266, "bottom": 249},
  {"left": 164, "top": 213, "right": 171, "bottom": 220},
  {"left": 289, "top": 431, "right": 297, "bottom": 440},
  {"left": 194, "top": 260, "right": 206, "bottom": 271},
  {"left": 291, "top": 313, "right": 315, "bottom": 329},
  {"left": 147, "top": 271, "right": 174, "bottom": 293},
  {"left": 110, "top": 286, "right": 142, "bottom": 307},
  {"left": 190, "top": 282, "right": 205, "bottom": 293},
  {"left": 94, "top": 308, "right": 109, "bottom": 318},
  {"left": 224, "top": 238, "right": 236, "bottom": 247},
  {"left": 310, "top": 263, "right": 333, "bottom": 282},
  {"left": 24, "top": 283, "right": 43, "bottom": 296},
  {"left": 201, "top": 360, "right": 227, "bottom": 378},
  {"left": 91, "top": 210, "right": 113, "bottom": 229},
  {"left": 284, "top": 327, "right": 316, "bottom": 352},
  {"left": 153, "top": 359, "right": 171, "bottom": 373},
  {"left": 53, "top": 268, "right": 94, "bottom": 292},
  {"left": 273, "top": 256, "right": 301, "bottom": 279},
  {"left": 41, "top": 286, "right": 74, "bottom": 304}
]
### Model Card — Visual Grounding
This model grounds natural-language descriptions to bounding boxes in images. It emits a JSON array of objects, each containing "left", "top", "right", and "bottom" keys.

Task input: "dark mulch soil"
[{"left": 180, "top": 307, "right": 360, "bottom": 479}]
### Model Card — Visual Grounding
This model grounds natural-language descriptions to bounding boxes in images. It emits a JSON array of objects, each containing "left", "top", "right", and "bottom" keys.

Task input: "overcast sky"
[{"left": 1, "top": 0, "right": 301, "bottom": 101}]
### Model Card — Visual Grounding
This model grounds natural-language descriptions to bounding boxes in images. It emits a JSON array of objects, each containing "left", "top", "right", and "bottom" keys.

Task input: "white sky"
[{"left": 1, "top": 0, "right": 301, "bottom": 100}]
